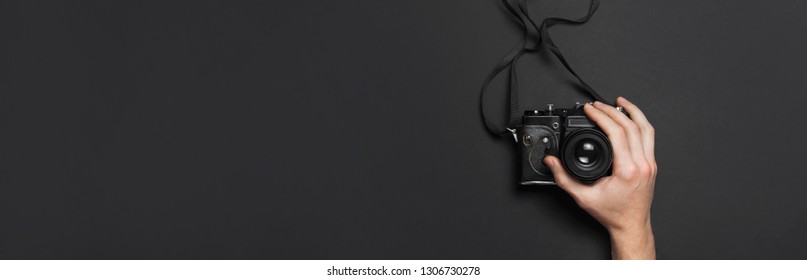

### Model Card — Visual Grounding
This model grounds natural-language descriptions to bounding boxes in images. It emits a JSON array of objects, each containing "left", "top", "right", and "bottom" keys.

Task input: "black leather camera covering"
[{"left": 519, "top": 125, "right": 559, "bottom": 184}]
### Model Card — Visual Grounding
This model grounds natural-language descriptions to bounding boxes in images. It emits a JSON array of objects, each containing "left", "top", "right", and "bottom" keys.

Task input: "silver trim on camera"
[{"left": 520, "top": 180, "right": 558, "bottom": 185}]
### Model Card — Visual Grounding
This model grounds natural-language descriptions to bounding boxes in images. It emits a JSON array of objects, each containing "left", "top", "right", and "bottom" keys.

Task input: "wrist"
[{"left": 608, "top": 220, "right": 655, "bottom": 260}]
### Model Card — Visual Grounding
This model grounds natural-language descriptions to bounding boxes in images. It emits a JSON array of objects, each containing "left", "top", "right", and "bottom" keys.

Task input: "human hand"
[{"left": 543, "top": 97, "right": 657, "bottom": 260}]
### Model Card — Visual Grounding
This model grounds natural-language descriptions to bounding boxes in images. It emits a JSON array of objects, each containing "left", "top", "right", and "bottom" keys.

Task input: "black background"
[{"left": 1, "top": 0, "right": 806, "bottom": 259}]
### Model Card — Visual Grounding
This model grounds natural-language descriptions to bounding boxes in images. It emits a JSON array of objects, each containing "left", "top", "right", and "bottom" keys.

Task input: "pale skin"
[{"left": 543, "top": 97, "right": 657, "bottom": 260}]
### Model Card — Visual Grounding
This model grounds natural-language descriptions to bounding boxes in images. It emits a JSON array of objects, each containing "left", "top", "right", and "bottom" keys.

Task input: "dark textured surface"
[{"left": 1, "top": 0, "right": 806, "bottom": 259}]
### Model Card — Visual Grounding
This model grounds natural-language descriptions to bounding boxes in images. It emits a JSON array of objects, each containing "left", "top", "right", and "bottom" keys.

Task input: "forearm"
[{"left": 608, "top": 221, "right": 656, "bottom": 260}]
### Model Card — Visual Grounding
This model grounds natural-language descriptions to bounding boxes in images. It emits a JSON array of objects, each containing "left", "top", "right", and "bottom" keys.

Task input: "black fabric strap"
[{"left": 480, "top": 0, "right": 606, "bottom": 136}]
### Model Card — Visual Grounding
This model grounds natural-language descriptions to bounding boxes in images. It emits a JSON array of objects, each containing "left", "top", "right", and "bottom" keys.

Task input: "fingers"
[
  {"left": 592, "top": 101, "right": 647, "bottom": 168},
  {"left": 544, "top": 156, "right": 583, "bottom": 195},
  {"left": 616, "top": 97, "right": 655, "bottom": 163},
  {"left": 582, "top": 104, "right": 633, "bottom": 170}
]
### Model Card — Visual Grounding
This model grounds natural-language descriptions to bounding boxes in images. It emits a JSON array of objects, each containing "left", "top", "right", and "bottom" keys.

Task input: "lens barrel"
[{"left": 561, "top": 129, "right": 613, "bottom": 182}]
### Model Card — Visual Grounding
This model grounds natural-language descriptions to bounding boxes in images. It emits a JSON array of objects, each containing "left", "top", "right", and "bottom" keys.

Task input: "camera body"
[{"left": 518, "top": 103, "right": 614, "bottom": 185}]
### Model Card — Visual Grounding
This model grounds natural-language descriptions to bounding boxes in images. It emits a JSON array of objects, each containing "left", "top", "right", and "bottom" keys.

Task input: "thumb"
[{"left": 543, "top": 155, "right": 581, "bottom": 194}]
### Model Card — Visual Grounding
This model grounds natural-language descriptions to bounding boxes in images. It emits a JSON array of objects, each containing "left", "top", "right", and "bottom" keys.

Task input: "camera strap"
[{"left": 480, "top": 0, "right": 606, "bottom": 139}]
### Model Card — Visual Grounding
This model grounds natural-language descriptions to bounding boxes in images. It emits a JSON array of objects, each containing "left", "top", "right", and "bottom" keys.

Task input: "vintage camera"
[{"left": 517, "top": 103, "right": 615, "bottom": 185}]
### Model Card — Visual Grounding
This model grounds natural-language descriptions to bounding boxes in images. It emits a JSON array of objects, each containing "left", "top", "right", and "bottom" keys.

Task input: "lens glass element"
[{"left": 574, "top": 141, "right": 600, "bottom": 167}]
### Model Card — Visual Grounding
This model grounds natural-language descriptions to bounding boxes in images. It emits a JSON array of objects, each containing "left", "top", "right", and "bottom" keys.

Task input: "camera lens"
[
  {"left": 561, "top": 129, "right": 613, "bottom": 182},
  {"left": 574, "top": 141, "right": 600, "bottom": 167}
]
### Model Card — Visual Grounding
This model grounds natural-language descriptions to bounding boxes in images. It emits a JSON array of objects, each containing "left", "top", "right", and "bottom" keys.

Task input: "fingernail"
[
  {"left": 593, "top": 101, "right": 602, "bottom": 106},
  {"left": 617, "top": 96, "right": 628, "bottom": 103}
]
